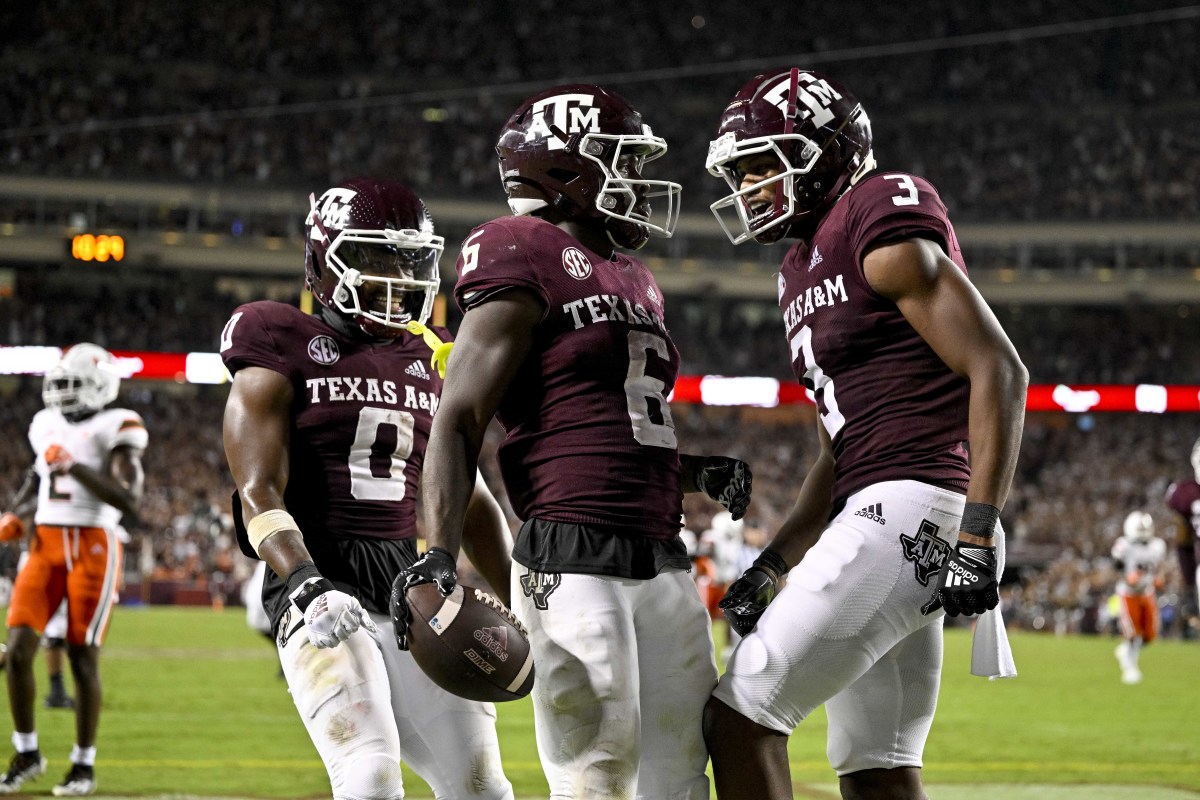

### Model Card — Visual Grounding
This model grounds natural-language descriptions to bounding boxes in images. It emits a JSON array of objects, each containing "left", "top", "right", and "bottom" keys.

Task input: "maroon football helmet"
[
  {"left": 305, "top": 178, "right": 444, "bottom": 338},
  {"left": 706, "top": 68, "right": 874, "bottom": 244},
  {"left": 495, "top": 84, "right": 681, "bottom": 250}
]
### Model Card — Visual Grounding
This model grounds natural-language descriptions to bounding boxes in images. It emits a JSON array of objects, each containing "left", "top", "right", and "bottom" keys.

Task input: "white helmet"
[
  {"left": 1122, "top": 511, "right": 1154, "bottom": 543},
  {"left": 704, "top": 510, "right": 745, "bottom": 546},
  {"left": 42, "top": 343, "right": 121, "bottom": 416},
  {"left": 1191, "top": 436, "right": 1200, "bottom": 483}
]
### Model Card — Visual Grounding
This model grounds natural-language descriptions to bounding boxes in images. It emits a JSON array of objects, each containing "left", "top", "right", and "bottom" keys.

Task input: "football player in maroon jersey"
[
  {"left": 1165, "top": 436, "right": 1200, "bottom": 626},
  {"left": 221, "top": 178, "right": 515, "bottom": 800},
  {"left": 391, "top": 85, "right": 753, "bottom": 799},
  {"left": 702, "top": 69, "right": 1028, "bottom": 800}
]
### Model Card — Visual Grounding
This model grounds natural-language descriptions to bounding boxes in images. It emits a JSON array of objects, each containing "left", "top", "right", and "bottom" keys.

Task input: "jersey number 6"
[{"left": 625, "top": 331, "right": 677, "bottom": 449}]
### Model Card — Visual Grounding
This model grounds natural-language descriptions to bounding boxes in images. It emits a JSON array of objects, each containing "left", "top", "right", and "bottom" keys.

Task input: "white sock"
[
  {"left": 1115, "top": 641, "right": 1130, "bottom": 669},
  {"left": 69, "top": 745, "right": 96, "bottom": 767},
  {"left": 1128, "top": 637, "right": 1142, "bottom": 668},
  {"left": 11, "top": 732, "right": 38, "bottom": 754}
]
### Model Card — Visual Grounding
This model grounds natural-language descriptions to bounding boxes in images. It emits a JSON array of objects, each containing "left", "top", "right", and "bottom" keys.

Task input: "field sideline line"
[
  {"left": 68, "top": 796, "right": 1200, "bottom": 800},
  {"left": 89, "top": 757, "right": 1200, "bottom": 775}
]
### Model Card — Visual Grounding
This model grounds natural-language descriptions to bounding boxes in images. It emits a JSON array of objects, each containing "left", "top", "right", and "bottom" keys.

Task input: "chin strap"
[{"left": 405, "top": 321, "right": 453, "bottom": 378}]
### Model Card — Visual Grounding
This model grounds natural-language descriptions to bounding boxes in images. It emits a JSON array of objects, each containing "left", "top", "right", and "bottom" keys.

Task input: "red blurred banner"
[{"left": 3, "top": 348, "right": 1198, "bottom": 411}]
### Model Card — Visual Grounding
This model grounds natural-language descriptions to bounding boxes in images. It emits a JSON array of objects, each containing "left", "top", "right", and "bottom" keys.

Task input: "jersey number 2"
[{"left": 348, "top": 407, "right": 415, "bottom": 500}]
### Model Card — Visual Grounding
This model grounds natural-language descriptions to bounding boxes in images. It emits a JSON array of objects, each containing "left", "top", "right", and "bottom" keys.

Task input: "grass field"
[{"left": 1, "top": 606, "right": 1198, "bottom": 798}]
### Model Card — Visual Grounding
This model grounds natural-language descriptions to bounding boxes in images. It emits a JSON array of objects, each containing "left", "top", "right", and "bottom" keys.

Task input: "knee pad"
[{"left": 334, "top": 752, "right": 403, "bottom": 800}]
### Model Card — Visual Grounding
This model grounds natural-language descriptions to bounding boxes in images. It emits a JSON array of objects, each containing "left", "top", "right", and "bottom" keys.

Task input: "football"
[{"left": 405, "top": 582, "right": 535, "bottom": 702}]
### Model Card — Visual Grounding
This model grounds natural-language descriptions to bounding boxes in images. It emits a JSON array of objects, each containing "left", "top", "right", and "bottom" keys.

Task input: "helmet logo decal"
[
  {"left": 561, "top": 247, "right": 593, "bottom": 280},
  {"left": 525, "top": 93, "right": 599, "bottom": 151},
  {"left": 763, "top": 74, "right": 842, "bottom": 130},
  {"left": 311, "top": 188, "right": 358, "bottom": 239},
  {"left": 307, "top": 336, "right": 341, "bottom": 365}
]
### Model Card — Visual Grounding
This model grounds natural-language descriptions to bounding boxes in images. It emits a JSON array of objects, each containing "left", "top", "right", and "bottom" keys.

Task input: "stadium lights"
[{"left": 0, "top": 347, "right": 1197, "bottom": 410}]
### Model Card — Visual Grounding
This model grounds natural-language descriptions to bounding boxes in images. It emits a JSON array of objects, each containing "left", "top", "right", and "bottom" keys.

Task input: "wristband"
[
  {"left": 753, "top": 548, "right": 788, "bottom": 579},
  {"left": 960, "top": 502, "right": 1000, "bottom": 539},
  {"left": 247, "top": 509, "right": 299, "bottom": 555},
  {"left": 285, "top": 562, "right": 333, "bottom": 612}
]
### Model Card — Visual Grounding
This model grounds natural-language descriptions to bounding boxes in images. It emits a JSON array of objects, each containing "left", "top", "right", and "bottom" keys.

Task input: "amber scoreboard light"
[{"left": 68, "top": 233, "right": 125, "bottom": 263}]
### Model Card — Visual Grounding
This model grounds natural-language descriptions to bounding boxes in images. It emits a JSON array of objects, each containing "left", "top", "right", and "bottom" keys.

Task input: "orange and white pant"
[
  {"left": 6, "top": 525, "right": 122, "bottom": 647},
  {"left": 1118, "top": 593, "right": 1158, "bottom": 644}
]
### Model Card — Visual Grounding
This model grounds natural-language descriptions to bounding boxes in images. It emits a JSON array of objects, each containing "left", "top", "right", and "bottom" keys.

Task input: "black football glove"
[
  {"left": 390, "top": 546, "right": 457, "bottom": 651},
  {"left": 718, "top": 549, "right": 787, "bottom": 637},
  {"left": 696, "top": 457, "right": 753, "bottom": 521},
  {"left": 921, "top": 543, "right": 999, "bottom": 617}
]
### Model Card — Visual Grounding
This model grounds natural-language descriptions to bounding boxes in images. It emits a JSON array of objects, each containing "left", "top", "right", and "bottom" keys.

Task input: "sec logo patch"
[
  {"left": 307, "top": 335, "right": 340, "bottom": 365},
  {"left": 562, "top": 247, "right": 593, "bottom": 280}
]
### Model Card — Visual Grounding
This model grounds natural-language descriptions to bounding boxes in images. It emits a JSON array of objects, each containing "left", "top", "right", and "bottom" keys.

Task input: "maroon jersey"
[
  {"left": 778, "top": 172, "right": 971, "bottom": 505},
  {"left": 220, "top": 301, "right": 447, "bottom": 541},
  {"left": 1167, "top": 478, "right": 1200, "bottom": 591},
  {"left": 1166, "top": 479, "right": 1200, "bottom": 544},
  {"left": 455, "top": 215, "right": 683, "bottom": 538}
]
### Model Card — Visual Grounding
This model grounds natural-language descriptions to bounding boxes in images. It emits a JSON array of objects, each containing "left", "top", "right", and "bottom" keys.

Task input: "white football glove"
[{"left": 289, "top": 577, "right": 377, "bottom": 648}]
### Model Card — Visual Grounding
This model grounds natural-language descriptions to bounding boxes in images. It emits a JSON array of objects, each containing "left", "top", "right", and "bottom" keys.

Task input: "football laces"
[{"left": 473, "top": 589, "right": 529, "bottom": 636}]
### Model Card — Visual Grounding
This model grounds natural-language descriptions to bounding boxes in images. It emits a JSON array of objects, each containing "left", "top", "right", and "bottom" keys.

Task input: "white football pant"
[
  {"left": 279, "top": 609, "right": 513, "bottom": 800},
  {"left": 714, "top": 480, "right": 965, "bottom": 775},
  {"left": 512, "top": 568, "right": 717, "bottom": 800},
  {"left": 243, "top": 560, "right": 272, "bottom": 636}
]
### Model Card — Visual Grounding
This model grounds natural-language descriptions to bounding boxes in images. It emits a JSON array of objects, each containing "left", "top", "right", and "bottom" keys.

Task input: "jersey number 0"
[{"left": 348, "top": 407, "right": 415, "bottom": 500}]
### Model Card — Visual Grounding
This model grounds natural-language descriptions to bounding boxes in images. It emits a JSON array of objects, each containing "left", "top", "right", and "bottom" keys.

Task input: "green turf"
[{"left": 1, "top": 607, "right": 1197, "bottom": 797}]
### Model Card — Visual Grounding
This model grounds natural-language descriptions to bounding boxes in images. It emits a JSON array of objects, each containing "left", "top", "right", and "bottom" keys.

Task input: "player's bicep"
[
  {"left": 863, "top": 238, "right": 1019, "bottom": 379},
  {"left": 438, "top": 288, "right": 544, "bottom": 440},
  {"left": 223, "top": 366, "right": 294, "bottom": 507}
]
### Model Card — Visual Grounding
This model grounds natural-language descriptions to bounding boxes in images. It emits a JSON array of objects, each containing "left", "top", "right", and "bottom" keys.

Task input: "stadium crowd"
[{"left": 3, "top": 1, "right": 1200, "bottom": 222}]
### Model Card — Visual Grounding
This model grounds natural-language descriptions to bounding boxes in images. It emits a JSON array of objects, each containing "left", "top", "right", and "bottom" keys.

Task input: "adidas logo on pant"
[{"left": 854, "top": 503, "right": 885, "bottom": 524}]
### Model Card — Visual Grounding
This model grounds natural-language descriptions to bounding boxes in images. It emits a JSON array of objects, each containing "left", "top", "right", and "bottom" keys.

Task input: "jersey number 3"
[{"left": 790, "top": 324, "right": 845, "bottom": 439}]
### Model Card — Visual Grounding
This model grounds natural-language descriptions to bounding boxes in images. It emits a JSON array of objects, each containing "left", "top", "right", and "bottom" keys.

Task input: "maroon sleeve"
[
  {"left": 846, "top": 173, "right": 962, "bottom": 269},
  {"left": 455, "top": 218, "right": 551, "bottom": 315},
  {"left": 219, "top": 301, "right": 296, "bottom": 377},
  {"left": 1167, "top": 481, "right": 1200, "bottom": 521}
]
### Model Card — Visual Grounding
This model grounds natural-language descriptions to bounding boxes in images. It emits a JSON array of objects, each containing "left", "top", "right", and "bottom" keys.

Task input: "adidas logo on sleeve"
[
  {"left": 854, "top": 503, "right": 885, "bottom": 524},
  {"left": 404, "top": 360, "right": 430, "bottom": 380}
]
